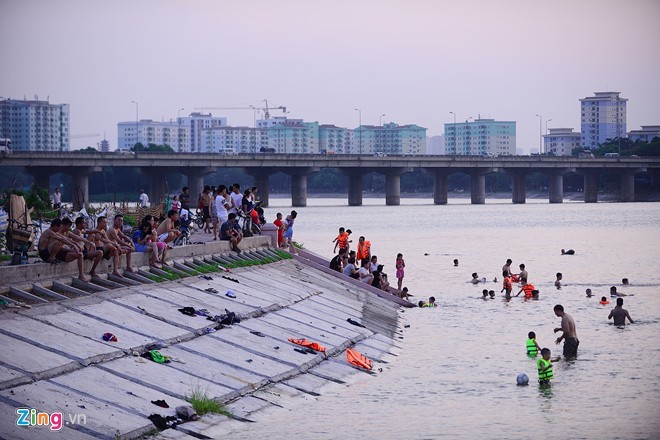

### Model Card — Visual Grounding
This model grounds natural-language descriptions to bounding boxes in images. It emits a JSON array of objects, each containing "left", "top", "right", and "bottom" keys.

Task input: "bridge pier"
[
  {"left": 620, "top": 170, "right": 636, "bottom": 202},
  {"left": 147, "top": 171, "right": 168, "bottom": 205},
  {"left": 289, "top": 168, "right": 318, "bottom": 207},
  {"left": 548, "top": 170, "right": 565, "bottom": 203},
  {"left": 69, "top": 167, "right": 102, "bottom": 210},
  {"left": 341, "top": 169, "right": 363, "bottom": 206},
  {"left": 470, "top": 169, "right": 488, "bottom": 204},
  {"left": 383, "top": 168, "right": 411, "bottom": 206},
  {"left": 510, "top": 170, "right": 527, "bottom": 204},
  {"left": 185, "top": 167, "right": 217, "bottom": 202},
  {"left": 245, "top": 168, "right": 276, "bottom": 207},
  {"left": 583, "top": 170, "right": 599, "bottom": 203},
  {"left": 432, "top": 170, "right": 449, "bottom": 205}
]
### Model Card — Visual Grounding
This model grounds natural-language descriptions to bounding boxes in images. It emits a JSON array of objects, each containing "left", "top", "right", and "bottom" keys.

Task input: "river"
[{"left": 224, "top": 198, "right": 660, "bottom": 440}]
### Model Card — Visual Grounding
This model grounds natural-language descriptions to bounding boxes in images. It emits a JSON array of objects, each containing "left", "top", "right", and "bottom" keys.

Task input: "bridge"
[{"left": 2, "top": 152, "right": 658, "bottom": 208}]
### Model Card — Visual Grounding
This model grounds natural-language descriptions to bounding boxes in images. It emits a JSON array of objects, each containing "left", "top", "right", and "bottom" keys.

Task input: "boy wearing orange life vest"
[
  {"left": 333, "top": 227, "right": 351, "bottom": 253},
  {"left": 501, "top": 271, "right": 513, "bottom": 298},
  {"left": 516, "top": 278, "right": 535, "bottom": 298}
]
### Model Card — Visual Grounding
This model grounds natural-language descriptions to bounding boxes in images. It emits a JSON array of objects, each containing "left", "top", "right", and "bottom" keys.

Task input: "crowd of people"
[
  {"left": 467, "top": 256, "right": 636, "bottom": 387},
  {"left": 328, "top": 227, "right": 410, "bottom": 299}
]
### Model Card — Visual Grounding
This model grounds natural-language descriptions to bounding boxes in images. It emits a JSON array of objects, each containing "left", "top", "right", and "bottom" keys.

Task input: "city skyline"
[{"left": 1, "top": 0, "right": 659, "bottom": 152}]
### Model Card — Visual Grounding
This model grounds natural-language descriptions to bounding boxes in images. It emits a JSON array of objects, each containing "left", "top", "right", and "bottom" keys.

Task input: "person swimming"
[
  {"left": 561, "top": 249, "right": 575, "bottom": 255},
  {"left": 599, "top": 296, "right": 610, "bottom": 305},
  {"left": 622, "top": 278, "right": 629, "bottom": 285},
  {"left": 586, "top": 288, "right": 593, "bottom": 298}
]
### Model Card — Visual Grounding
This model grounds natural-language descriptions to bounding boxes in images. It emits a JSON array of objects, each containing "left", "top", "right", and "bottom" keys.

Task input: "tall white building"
[
  {"left": 267, "top": 119, "right": 320, "bottom": 154},
  {"left": 200, "top": 126, "right": 267, "bottom": 154},
  {"left": 178, "top": 113, "right": 227, "bottom": 152},
  {"left": 426, "top": 135, "right": 446, "bottom": 155},
  {"left": 580, "top": 91, "right": 627, "bottom": 149},
  {"left": 354, "top": 123, "right": 427, "bottom": 155},
  {"left": 0, "top": 98, "right": 70, "bottom": 151},
  {"left": 117, "top": 119, "right": 190, "bottom": 151},
  {"left": 319, "top": 124, "right": 354, "bottom": 154},
  {"left": 444, "top": 118, "right": 515, "bottom": 155},
  {"left": 543, "top": 128, "right": 581, "bottom": 156}
]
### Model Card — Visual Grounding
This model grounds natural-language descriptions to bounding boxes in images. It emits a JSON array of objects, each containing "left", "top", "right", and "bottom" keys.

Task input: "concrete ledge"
[{"left": 0, "top": 236, "right": 271, "bottom": 287}]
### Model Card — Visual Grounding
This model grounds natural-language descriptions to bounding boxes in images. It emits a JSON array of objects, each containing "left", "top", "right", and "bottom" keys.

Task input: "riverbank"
[{"left": 0, "top": 239, "right": 406, "bottom": 439}]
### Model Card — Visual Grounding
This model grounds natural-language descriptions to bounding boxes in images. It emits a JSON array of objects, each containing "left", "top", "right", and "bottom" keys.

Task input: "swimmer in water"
[
  {"left": 610, "top": 286, "right": 627, "bottom": 297},
  {"left": 482, "top": 289, "right": 489, "bottom": 299},
  {"left": 622, "top": 278, "right": 629, "bottom": 285},
  {"left": 454, "top": 259, "right": 459, "bottom": 267},
  {"left": 555, "top": 272, "right": 562, "bottom": 290},
  {"left": 586, "top": 288, "right": 592, "bottom": 298},
  {"left": 489, "top": 290, "right": 495, "bottom": 299},
  {"left": 561, "top": 249, "right": 575, "bottom": 255}
]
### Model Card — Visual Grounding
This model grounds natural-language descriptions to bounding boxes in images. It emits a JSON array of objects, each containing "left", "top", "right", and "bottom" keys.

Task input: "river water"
[{"left": 225, "top": 198, "right": 660, "bottom": 440}]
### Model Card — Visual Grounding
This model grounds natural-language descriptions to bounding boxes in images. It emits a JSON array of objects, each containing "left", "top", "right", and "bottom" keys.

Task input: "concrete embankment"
[{"left": 0, "top": 238, "right": 408, "bottom": 439}]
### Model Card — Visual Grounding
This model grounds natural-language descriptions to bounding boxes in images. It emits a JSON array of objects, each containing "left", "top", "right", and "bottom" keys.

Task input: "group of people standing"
[{"left": 328, "top": 227, "right": 409, "bottom": 299}]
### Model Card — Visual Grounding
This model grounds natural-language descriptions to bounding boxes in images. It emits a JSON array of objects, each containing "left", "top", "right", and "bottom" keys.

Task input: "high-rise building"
[
  {"left": 543, "top": 128, "right": 581, "bottom": 156},
  {"left": 580, "top": 91, "right": 627, "bottom": 149},
  {"left": 627, "top": 125, "right": 660, "bottom": 143},
  {"left": 444, "top": 118, "right": 515, "bottom": 155},
  {"left": 0, "top": 98, "right": 70, "bottom": 151},
  {"left": 426, "top": 135, "right": 446, "bottom": 155},
  {"left": 267, "top": 119, "right": 319, "bottom": 154},
  {"left": 117, "top": 119, "right": 190, "bottom": 151},
  {"left": 355, "top": 123, "right": 427, "bottom": 155},
  {"left": 200, "top": 126, "right": 267, "bottom": 154},
  {"left": 178, "top": 113, "right": 227, "bottom": 152},
  {"left": 319, "top": 125, "right": 354, "bottom": 154}
]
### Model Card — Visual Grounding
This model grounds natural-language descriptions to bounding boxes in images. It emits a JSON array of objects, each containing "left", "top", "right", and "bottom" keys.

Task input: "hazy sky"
[{"left": 2, "top": 0, "right": 659, "bottom": 151}]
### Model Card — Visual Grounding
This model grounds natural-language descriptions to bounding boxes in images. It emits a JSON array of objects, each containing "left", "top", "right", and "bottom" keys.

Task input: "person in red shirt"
[{"left": 273, "top": 212, "right": 285, "bottom": 248}]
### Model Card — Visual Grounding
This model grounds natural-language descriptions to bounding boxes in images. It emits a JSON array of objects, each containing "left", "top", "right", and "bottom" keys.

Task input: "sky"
[{"left": 1, "top": 0, "right": 659, "bottom": 152}]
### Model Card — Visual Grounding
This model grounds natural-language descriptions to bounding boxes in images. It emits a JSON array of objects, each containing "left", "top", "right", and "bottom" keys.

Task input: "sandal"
[{"left": 205, "top": 288, "right": 218, "bottom": 293}]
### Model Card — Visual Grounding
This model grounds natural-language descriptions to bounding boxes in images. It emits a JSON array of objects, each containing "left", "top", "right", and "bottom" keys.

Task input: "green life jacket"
[
  {"left": 526, "top": 338, "right": 538, "bottom": 356},
  {"left": 537, "top": 358, "right": 553, "bottom": 381}
]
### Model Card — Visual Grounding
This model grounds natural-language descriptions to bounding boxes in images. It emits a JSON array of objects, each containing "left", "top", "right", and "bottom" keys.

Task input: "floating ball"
[{"left": 516, "top": 373, "right": 529, "bottom": 386}]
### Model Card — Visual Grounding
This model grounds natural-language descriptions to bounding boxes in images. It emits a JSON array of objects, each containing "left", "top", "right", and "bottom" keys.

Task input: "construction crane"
[{"left": 195, "top": 99, "right": 286, "bottom": 120}]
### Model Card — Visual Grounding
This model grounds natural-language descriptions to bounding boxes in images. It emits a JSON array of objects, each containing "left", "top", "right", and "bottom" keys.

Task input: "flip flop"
[
  {"left": 205, "top": 288, "right": 218, "bottom": 293},
  {"left": 250, "top": 331, "right": 266, "bottom": 337}
]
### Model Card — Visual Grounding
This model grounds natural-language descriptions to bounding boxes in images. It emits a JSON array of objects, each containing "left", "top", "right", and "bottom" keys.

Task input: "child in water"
[
  {"left": 488, "top": 290, "right": 495, "bottom": 299},
  {"left": 555, "top": 273, "right": 563, "bottom": 290},
  {"left": 599, "top": 296, "right": 610, "bottom": 305},
  {"left": 537, "top": 348, "right": 561, "bottom": 386},
  {"left": 395, "top": 253, "right": 405, "bottom": 290},
  {"left": 419, "top": 296, "right": 437, "bottom": 307},
  {"left": 526, "top": 331, "right": 541, "bottom": 357},
  {"left": 586, "top": 288, "right": 593, "bottom": 298},
  {"left": 482, "top": 289, "right": 489, "bottom": 300}
]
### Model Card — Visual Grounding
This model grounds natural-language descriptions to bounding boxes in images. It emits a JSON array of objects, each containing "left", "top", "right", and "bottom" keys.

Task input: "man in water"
[
  {"left": 610, "top": 286, "right": 627, "bottom": 297},
  {"left": 608, "top": 298, "right": 634, "bottom": 325},
  {"left": 502, "top": 259, "right": 512, "bottom": 277},
  {"left": 553, "top": 304, "right": 579, "bottom": 359}
]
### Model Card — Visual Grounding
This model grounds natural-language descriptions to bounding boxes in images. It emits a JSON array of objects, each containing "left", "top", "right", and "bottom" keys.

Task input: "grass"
[
  {"left": 0, "top": 254, "right": 13, "bottom": 262},
  {"left": 187, "top": 385, "right": 231, "bottom": 417},
  {"left": 141, "top": 248, "right": 291, "bottom": 284}
]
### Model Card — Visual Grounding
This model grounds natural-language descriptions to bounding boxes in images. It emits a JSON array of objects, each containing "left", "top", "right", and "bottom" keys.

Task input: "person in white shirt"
[
  {"left": 358, "top": 258, "right": 374, "bottom": 284},
  {"left": 215, "top": 185, "right": 231, "bottom": 240},
  {"left": 369, "top": 255, "right": 378, "bottom": 273},
  {"left": 228, "top": 184, "right": 244, "bottom": 216},
  {"left": 138, "top": 189, "right": 149, "bottom": 208}
]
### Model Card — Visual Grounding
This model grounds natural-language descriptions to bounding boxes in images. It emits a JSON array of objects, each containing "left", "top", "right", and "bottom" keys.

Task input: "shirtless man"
[
  {"left": 93, "top": 216, "right": 124, "bottom": 277},
  {"left": 518, "top": 263, "right": 528, "bottom": 281},
  {"left": 107, "top": 214, "right": 135, "bottom": 273},
  {"left": 200, "top": 186, "right": 212, "bottom": 233},
  {"left": 64, "top": 217, "right": 103, "bottom": 277},
  {"left": 156, "top": 210, "right": 181, "bottom": 248},
  {"left": 608, "top": 298, "right": 634, "bottom": 326},
  {"left": 502, "top": 259, "right": 513, "bottom": 277},
  {"left": 553, "top": 304, "right": 579, "bottom": 359},
  {"left": 37, "top": 218, "right": 88, "bottom": 281}
]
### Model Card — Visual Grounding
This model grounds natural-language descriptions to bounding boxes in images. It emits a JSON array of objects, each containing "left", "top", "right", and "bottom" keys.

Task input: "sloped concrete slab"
[
  {"left": 109, "top": 294, "right": 203, "bottom": 331},
  {"left": 50, "top": 366, "right": 189, "bottom": 419},
  {"left": 284, "top": 371, "right": 334, "bottom": 395},
  {"left": 0, "top": 380, "right": 149, "bottom": 439},
  {"left": 309, "top": 357, "right": 369, "bottom": 383},
  {"left": 143, "top": 285, "right": 258, "bottom": 317},
  {"left": 252, "top": 383, "right": 305, "bottom": 407},
  {"left": 249, "top": 314, "right": 348, "bottom": 349},
  {"left": 276, "top": 306, "right": 369, "bottom": 339},
  {"left": 35, "top": 311, "right": 153, "bottom": 351},
  {"left": 174, "top": 337, "right": 295, "bottom": 381},
  {"left": 0, "top": 364, "right": 30, "bottom": 389},
  {"left": 0, "top": 317, "right": 121, "bottom": 365},
  {"left": 0, "top": 332, "right": 78, "bottom": 379},
  {"left": 68, "top": 301, "right": 189, "bottom": 342},
  {"left": 174, "top": 413, "right": 242, "bottom": 439},
  {"left": 162, "top": 283, "right": 274, "bottom": 314},
  {"left": 225, "top": 395, "right": 272, "bottom": 419},
  {"left": 97, "top": 357, "right": 233, "bottom": 401},
  {"left": 157, "top": 345, "right": 267, "bottom": 392}
]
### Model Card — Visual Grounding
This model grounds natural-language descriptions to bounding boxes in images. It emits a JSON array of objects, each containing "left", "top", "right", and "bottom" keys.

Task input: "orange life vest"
[
  {"left": 511, "top": 274, "right": 520, "bottom": 283},
  {"left": 288, "top": 338, "right": 326, "bottom": 352},
  {"left": 599, "top": 299, "right": 609, "bottom": 305},
  {"left": 346, "top": 348, "right": 372, "bottom": 370},
  {"left": 522, "top": 283, "right": 535, "bottom": 298},
  {"left": 336, "top": 232, "right": 349, "bottom": 248},
  {"left": 357, "top": 241, "right": 371, "bottom": 261},
  {"left": 503, "top": 276, "right": 512, "bottom": 290}
]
